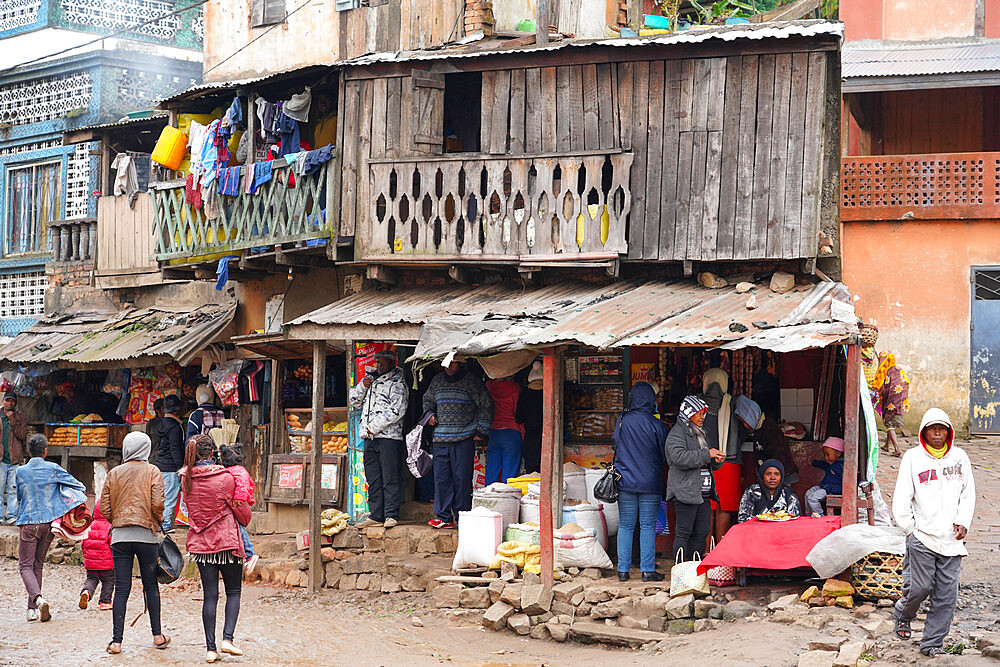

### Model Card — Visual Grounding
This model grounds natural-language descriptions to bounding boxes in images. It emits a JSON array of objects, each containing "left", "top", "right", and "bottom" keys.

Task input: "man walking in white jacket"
[{"left": 892, "top": 408, "right": 975, "bottom": 657}]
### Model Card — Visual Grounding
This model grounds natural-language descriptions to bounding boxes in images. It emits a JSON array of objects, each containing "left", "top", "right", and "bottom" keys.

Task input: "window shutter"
[
  {"left": 411, "top": 72, "right": 445, "bottom": 155},
  {"left": 252, "top": 0, "right": 286, "bottom": 27},
  {"left": 335, "top": 0, "right": 356, "bottom": 10}
]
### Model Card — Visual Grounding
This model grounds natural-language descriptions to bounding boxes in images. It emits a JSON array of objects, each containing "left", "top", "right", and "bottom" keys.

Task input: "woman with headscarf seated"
[{"left": 737, "top": 459, "right": 801, "bottom": 523}]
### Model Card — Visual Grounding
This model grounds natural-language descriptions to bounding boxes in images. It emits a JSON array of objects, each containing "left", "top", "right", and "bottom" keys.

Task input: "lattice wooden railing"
[
  {"left": 841, "top": 152, "right": 1000, "bottom": 221},
  {"left": 153, "top": 160, "right": 330, "bottom": 260},
  {"left": 361, "top": 151, "right": 633, "bottom": 261}
]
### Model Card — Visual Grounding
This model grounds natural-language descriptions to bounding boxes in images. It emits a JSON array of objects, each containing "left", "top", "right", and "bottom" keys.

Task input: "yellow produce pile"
[
  {"left": 289, "top": 434, "right": 349, "bottom": 454},
  {"left": 49, "top": 426, "right": 108, "bottom": 447}
]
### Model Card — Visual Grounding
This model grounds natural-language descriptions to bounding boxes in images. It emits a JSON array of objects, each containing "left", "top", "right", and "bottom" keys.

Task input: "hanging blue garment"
[
  {"left": 251, "top": 161, "right": 273, "bottom": 193},
  {"left": 300, "top": 144, "right": 334, "bottom": 176},
  {"left": 276, "top": 108, "right": 300, "bottom": 157},
  {"left": 216, "top": 255, "right": 239, "bottom": 291}
]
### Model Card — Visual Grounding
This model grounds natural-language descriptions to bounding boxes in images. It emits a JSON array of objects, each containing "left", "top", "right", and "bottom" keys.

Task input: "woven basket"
[{"left": 851, "top": 551, "right": 905, "bottom": 601}]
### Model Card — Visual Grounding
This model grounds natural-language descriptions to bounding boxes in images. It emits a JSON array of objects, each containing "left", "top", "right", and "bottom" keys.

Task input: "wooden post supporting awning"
[
  {"left": 309, "top": 341, "right": 327, "bottom": 592},
  {"left": 539, "top": 347, "right": 565, "bottom": 590},
  {"left": 841, "top": 343, "right": 861, "bottom": 527}
]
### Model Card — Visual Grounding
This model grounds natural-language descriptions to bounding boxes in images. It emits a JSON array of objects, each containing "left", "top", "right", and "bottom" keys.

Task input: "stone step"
[{"left": 568, "top": 621, "right": 667, "bottom": 648}]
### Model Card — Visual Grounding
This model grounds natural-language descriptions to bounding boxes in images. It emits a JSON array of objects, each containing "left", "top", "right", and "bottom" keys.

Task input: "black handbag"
[
  {"left": 593, "top": 461, "right": 621, "bottom": 504},
  {"left": 157, "top": 534, "right": 184, "bottom": 585}
]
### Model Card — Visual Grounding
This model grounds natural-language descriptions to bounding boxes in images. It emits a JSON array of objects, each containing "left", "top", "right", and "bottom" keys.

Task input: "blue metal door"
[{"left": 970, "top": 267, "right": 1000, "bottom": 433}]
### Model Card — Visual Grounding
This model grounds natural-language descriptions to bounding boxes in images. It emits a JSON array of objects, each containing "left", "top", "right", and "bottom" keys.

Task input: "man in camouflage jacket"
[{"left": 350, "top": 350, "right": 408, "bottom": 527}]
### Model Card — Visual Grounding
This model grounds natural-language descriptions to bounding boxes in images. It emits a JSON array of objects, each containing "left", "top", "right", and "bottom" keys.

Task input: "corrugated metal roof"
[
  {"left": 289, "top": 280, "right": 857, "bottom": 357},
  {"left": 0, "top": 302, "right": 236, "bottom": 368},
  {"left": 842, "top": 40, "right": 1000, "bottom": 78},
  {"left": 63, "top": 113, "right": 168, "bottom": 135}
]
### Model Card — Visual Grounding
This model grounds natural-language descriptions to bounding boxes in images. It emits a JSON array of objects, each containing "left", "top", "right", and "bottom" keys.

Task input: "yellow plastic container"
[
  {"left": 506, "top": 474, "right": 541, "bottom": 496},
  {"left": 151, "top": 125, "right": 188, "bottom": 170}
]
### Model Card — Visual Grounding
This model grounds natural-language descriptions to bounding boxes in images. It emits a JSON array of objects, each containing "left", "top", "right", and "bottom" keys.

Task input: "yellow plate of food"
[{"left": 756, "top": 510, "right": 798, "bottom": 522}]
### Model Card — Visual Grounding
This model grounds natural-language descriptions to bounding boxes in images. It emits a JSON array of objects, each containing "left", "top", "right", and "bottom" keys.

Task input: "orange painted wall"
[
  {"left": 841, "top": 219, "right": 1000, "bottom": 433},
  {"left": 842, "top": 0, "right": 979, "bottom": 42},
  {"left": 841, "top": 0, "right": 883, "bottom": 41}
]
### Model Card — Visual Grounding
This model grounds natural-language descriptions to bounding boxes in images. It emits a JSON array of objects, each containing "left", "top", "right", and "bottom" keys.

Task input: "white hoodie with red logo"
[{"left": 892, "top": 408, "right": 976, "bottom": 557}]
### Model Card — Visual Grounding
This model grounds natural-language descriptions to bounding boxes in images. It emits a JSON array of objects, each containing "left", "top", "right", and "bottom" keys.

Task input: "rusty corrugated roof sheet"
[
  {"left": 289, "top": 280, "right": 857, "bottom": 356},
  {"left": 0, "top": 302, "right": 237, "bottom": 368},
  {"left": 842, "top": 40, "right": 1000, "bottom": 79}
]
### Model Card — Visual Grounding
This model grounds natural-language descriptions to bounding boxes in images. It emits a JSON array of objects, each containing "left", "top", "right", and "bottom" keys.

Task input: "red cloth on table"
[{"left": 696, "top": 515, "right": 841, "bottom": 575}]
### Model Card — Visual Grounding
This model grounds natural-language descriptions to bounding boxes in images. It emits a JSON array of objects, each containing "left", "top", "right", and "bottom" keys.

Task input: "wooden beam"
[
  {"left": 275, "top": 252, "right": 330, "bottom": 268},
  {"left": 841, "top": 343, "right": 861, "bottom": 527},
  {"left": 309, "top": 341, "right": 327, "bottom": 592},
  {"left": 448, "top": 264, "right": 471, "bottom": 284},
  {"left": 366, "top": 264, "right": 399, "bottom": 285},
  {"left": 536, "top": 0, "right": 549, "bottom": 44},
  {"left": 539, "top": 347, "right": 564, "bottom": 590}
]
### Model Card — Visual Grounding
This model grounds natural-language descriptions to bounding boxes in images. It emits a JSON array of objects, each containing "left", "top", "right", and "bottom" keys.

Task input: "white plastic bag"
[
  {"left": 806, "top": 524, "right": 906, "bottom": 579},
  {"left": 553, "top": 528, "right": 613, "bottom": 569},
  {"left": 452, "top": 506, "right": 503, "bottom": 570}
]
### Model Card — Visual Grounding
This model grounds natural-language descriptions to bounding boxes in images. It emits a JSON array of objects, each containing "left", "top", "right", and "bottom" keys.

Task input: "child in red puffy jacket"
[
  {"left": 220, "top": 445, "right": 259, "bottom": 574},
  {"left": 79, "top": 505, "right": 114, "bottom": 610}
]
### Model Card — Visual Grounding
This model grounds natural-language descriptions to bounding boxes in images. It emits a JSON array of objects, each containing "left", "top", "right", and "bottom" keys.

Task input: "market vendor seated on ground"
[{"left": 737, "top": 459, "right": 801, "bottom": 523}]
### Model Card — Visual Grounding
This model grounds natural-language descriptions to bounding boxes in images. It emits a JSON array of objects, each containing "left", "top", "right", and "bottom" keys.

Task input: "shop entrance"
[{"left": 970, "top": 266, "right": 1000, "bottom": 433}]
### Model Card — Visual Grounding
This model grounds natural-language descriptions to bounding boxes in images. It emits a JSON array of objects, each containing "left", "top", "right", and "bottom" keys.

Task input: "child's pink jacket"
[{"left": 228, "top": 465, "right": 255, "bottom": 504}]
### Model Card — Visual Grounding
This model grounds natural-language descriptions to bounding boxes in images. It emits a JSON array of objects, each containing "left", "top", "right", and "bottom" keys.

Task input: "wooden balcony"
[
  {"left": 152, "top": 159, "right": 331, "bottom": 261},
  {"left": 359, "top": 151, "right": 633, "bottom": 263},
  {"left": 841, "top": 152, "right": 1000, "bottom": 221}
]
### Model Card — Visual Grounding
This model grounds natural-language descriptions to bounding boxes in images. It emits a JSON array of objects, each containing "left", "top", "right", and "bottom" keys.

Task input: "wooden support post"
[
  {"left": 539, "top": 347, "right": 564, "bottom": 590},
  {"left": 536, "top": 0, "right": 549, "bottom": 44},
  {"left": 309, "top": 341, "right": 327, "bottom": 592},
  {"left": 266, "top": 358, "right": 284, "bottom": 509},
  {"left": 841, "top": 343, "right": 861, "bottom": 527}
]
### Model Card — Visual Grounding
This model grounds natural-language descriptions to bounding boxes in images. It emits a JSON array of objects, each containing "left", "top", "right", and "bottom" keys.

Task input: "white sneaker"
[
  {"left": 206, "top": 650, "right": 221, "bottom": 663},
  {"left": 219, "top": 640, "right": 244, "bottom": 656},
  {"left": 244, "top": 554, "right": 260, "bottom": 575},
  {"left": 36, "top": 596, "right": 50, "bottom": 622},
  {"left": 811, "top": 512, "right": 822, "bottom": 519},
  {"left": 384, "top": 518, "right": 398, "bottom": 528},
  {"left": 356, "top": 518, "right": 381, "bottom": 528},
  {"left": 26, "top": 608, "right": 38, "bottom": 622}
]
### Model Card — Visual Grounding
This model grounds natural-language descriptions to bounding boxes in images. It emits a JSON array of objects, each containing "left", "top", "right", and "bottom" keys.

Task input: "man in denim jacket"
[{"left": 16, "top": 433, "right": 86, "bottom": 622}]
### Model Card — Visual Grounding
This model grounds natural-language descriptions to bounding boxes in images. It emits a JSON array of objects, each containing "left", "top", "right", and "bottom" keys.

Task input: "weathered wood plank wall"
[
  {"left": 97, "top": 193, "right": 157, "bottom": 275},
  {"left": 340, "top": 47, "right": 835, "bottom": 262},
  {"left": 339, "top": 0, "right": 466, "bottom": 62}
]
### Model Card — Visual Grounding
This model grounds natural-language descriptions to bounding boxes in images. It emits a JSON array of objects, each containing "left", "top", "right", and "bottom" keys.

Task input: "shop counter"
[{"left": 697, "top": 515, "right": 841, "bottom": 575}]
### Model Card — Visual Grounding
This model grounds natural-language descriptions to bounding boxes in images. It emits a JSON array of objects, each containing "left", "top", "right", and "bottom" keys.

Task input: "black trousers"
[
  {"left": 197, "top": 561, "right": 242, "bottom": 651},
  {"left": 111, "top": 542, "right": 161, "bottom": 643},
  {"left": 672, "top": 500, "right": 711, "bottom": 562},
  {"left": 522, "top": 429, "right": 542, "bottom": 474},
  {"left": 83, "top": 568, "right": 115, "bottom": 604},
  {"left": 364, "top": 438, "right": 403, "bottom": 521}
]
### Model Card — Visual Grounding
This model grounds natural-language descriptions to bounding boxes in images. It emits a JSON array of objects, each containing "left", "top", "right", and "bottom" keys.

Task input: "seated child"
[
  {"left": 737, "top": 459, "right": 800, "bottom": 523},
  {"left": 805, "top": 436, "right": 844, "bottom": 516},
  {"left": 79, "top": 505, "right": 114, "bottom": 610},
  {"left": 220, "top": 445, "right": 259, "bottom": 574}
]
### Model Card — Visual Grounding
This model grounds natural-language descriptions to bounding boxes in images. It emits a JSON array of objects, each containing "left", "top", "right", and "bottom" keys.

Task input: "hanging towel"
[
  {"left": 216, "top": 256, "right": 238, "bottom": 291},
  {"left": 185, "top": 174, "right": 203, "bottom": 209},
  {"left": 251, "top": 160, "right": 273, "bottom": 193},
  {"left": 199, "top": 120, "right": 222, "bottom": 188},
  {"left": 276, "top": 108, "right": 300, "bottom": 157},
  {"left": 283, "top": 86, "right": 312, "bottom": 122},
  {"left": 218, "top": 166, "right": 242, "bottom": 196}
]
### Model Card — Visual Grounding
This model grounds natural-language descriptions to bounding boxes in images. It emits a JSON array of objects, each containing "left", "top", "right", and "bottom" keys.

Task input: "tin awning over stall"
[
  {"left": 0, "top": 302, "right": 237, "bottom": 369},
  {"left": 286, "top": 280, "right": 857, "bottom": 359}
]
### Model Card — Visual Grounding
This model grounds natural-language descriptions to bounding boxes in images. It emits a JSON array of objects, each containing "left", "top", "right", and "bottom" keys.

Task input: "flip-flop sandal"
[
  {"left": 154, "top": 635, "right": 171, "bottom": 650},
  {"left": 894, "top": 615, "right": 912, "bottom": 639},
  {"left": 106, "top": 642, "right": 121, "bottom": 655}
]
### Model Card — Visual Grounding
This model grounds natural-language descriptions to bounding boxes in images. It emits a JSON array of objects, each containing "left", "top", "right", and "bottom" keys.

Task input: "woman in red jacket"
[
  {"left": 79, "top": 505, "right": 114, "bottom": 610},
  {"left": 180, "top": 434, "right": 251, "bottom": 663}
]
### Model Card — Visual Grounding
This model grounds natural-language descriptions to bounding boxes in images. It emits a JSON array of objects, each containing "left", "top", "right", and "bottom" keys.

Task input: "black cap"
[
  {"left": 163, "top": 393, "right": 183, "bottom": 414},
  {"left": 374, "top": 350, "right": 396, "bottom": 361},
  {"left": 3, "top": 391, "right": 15, "bottom": 404}
]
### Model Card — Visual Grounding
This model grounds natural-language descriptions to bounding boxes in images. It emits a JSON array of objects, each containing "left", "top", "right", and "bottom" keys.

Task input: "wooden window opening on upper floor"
[{"left": 252, "top": 0, "right": 286, "bottom": 27}]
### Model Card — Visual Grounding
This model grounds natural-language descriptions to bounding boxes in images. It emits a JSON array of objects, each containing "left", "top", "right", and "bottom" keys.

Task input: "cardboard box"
[{"left": 295, "top": 530, "right": 333, "bottom": 551}]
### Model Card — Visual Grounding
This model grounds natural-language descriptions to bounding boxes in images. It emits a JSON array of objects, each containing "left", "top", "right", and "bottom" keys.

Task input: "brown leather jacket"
[
  {"left": 3, "top": 409, "right": 28, "bottom": 464},
  {"left": 100, "top": 460, "right": 165, "bottom": 532}
]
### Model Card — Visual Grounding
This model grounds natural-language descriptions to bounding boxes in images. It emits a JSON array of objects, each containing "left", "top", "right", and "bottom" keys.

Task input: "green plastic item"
[{"left": 517, "top": 18, "right": 537, "bottom": 32}]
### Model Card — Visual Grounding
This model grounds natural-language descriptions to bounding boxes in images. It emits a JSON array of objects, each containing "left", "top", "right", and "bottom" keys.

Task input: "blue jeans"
[
  {"left": 238, "top": 524, "right": 254, "bottom": 557},
  {"left": 617, "top": 491, "right": 660, "bottom": 573},
  {"left": 0, "top": 462, "right": 17, "bottom": 523},
  {"left": 485, "top": 429, "right": 522, "bottom": 485},
  {"left": 432, "top": 439, "right": 474, "bottom": 523},
  {"left": 161, "top": 472, "right": 181, "bottom": 532}
]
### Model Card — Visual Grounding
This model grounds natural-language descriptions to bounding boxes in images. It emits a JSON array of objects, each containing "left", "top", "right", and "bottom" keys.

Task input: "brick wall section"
[
  {"left": 465, "top": 0, "right": 495, "bottom": 36},
  {"left": 46, "top": 259, "right": 94, "bottom": 288}
]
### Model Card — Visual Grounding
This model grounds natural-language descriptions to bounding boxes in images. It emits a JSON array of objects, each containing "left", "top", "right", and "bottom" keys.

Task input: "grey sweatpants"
[{"left": 895, "top": 534, "right": 962, "bottom": 651}]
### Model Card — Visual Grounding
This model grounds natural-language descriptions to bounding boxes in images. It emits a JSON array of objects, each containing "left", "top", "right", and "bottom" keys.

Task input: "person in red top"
[
  {"left": 485, "top": 377, "right": 523, "bottom": 484},
  {"left": 181, "top": 434, "right": 251, "bottom": 663},
  {"left": 220, "top": 445, "right": 258, "bottom": 575},
  {"left": 79, "top": 505, "right": 114, "bottom": 610}
]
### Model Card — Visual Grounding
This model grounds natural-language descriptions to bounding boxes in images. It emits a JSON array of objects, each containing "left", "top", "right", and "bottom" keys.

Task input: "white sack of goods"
[
  {"left": 562, "top": 502, "right": 609, "bottom": 550},
  {"left": 554, "top": 523, "right": 613, "bottom": 569},
  {"left": 452, "top": 506, "right": 503, "bottom": 570}
]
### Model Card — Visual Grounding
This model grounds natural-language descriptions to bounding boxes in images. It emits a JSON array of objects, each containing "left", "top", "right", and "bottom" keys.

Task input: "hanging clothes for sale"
[
  {"left": 238, "top": 360, "right": 264, "bottom": 404},
  {"left": 298, "top": 144, "right": 334, "bottom": 176}
]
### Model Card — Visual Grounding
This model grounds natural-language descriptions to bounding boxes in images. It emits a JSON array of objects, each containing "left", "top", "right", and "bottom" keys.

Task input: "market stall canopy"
[
  {"left": 0, "top": 302, "right": 237, "bottom": 369},
  {"left": 286, "top": 280, "right": 857, "bottom": 362}
]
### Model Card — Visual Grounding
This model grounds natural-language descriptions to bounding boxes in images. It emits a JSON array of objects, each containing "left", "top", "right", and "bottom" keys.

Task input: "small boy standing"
[
  {"left": 804, "top": 436, "right": 844, "bottom": 516},
  {"left": 893, "top": 408, "right": 975, "bottom": 657},
  {"left": 220, "top": 445, "right": 259, "bottom": 574},
  {"left": 79, "top": 505, "right": 114, "bottom": 610}
]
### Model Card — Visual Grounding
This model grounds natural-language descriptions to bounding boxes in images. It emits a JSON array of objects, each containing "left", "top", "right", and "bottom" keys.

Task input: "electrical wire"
[
  {"left": 0, "top": 0, "right": 209, "bottom": 76},
  {"left": 202, "top": 0, "right": 319, "bottom": 78}
]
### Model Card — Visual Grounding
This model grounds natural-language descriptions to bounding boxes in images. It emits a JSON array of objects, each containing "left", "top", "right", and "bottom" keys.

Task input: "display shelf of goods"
[
  {"left": 567, "top": 411, "right": 616, "bottom": 439},
  {"left": 44, "top": 423, "right": 117, "bottom": 447}
]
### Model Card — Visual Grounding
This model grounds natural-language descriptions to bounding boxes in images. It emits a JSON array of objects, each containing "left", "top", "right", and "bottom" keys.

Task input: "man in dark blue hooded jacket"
[{"left": 613, "top": 382, "right": 669, "bottom": 582}]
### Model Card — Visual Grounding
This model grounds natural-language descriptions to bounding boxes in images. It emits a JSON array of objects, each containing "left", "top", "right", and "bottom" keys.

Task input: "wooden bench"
[{"left": 825, "top": 482, "right": 876, "bottom": 525}]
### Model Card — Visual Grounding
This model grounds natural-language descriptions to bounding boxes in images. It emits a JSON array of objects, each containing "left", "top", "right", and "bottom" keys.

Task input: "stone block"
[
  {"left": 822, "top": 580, "right": 855, "bottom": 598},
  {"left": 835, "top": 596, "right": 853, "bottom": 609},
  {"left": 809, "top": 637, "right": 847, "bottom": 652},
  {"left": 385, "top": 535, "right": 415, "bottom": 556},
  {"left": 367, "top": 574, "right": 382, "bottom": 591},
  {"left": 833, "top": 641, "right": 868, "bottom": 667},
  {"left": 402, "top": 575, "right": 425, "bottom": 592},
  {"left": 521, "top": 584, "right": 553, "bottom": 615},
  {"left": 508, "top": 613, "right": 531, "bottom": 635},
  {"left": 320, "top": 547, "right": 336, "bottom": 563},
  {"left": 557, "top": 614, "right": 574, "bottom": 625},
  {"left": 324, "top": 561, "right": 343, "bottom": 589},
  {"left": 570, "top": 592, "right": 585, "bottom": 607},
  {"left": 637, "top": 592, "right": 670, "bottom": 619},
  {"left": 647, "top": 617, "right": 668, "bottom": 633},
  {"left": 339, "top": 573, "right": 357, "bottom": 590},
  {"left": 797, "top": 650, "right": 837, "bottom": 667},
  {"left": 665, "top": 594, "right": 695, "bottom": 620},
  {"left": 768, "top": 593, "right": 800, "bottom": 611},
  {"left": 618, "top": 616, "right": 648, "bottom": 631},
  {"left": 667, "top": 619, "right": 694, "bottom": 635},
  {"left": 529, "top": 624, "right": 550, "bottom": 640},
  {"left": 860, "top": 618, "right": 893, "bottom": 639},
  {"left": 488, "top": 579, "right": 506, "bottom": 603},
  {"left": 553, "top": 581, "right": 585, "bottom": 602},
  {"left": 723, "top": 600, "right": 755, "bottom": 620},
  {"left": 591, "top": 597, "right": 635, "bottom": 620},
  {"left": 579, "top": 568, "right": 602, "bottom": 580},
  {"left": 698, "top": 272, "right": 728, "bottom": 289},
  {"left": 460, "top": 586, "right": 491, "bottom": 609},
  {"left": 735, "top": 281, "right": 755, "bottom": 293},
  {"left": 500, "top": 583, "right": 523, "bottom": 607},
  {"left": 500, "top": 560, "right": 518, "bottom": 581},
  {"left": 577, "top": 602, "right": 592, "bottom": 616},
  {"left": 381, "top": 576, "right": 402, "bottom": 593},
  {"left": 482, "top": 601, "right": 515, "bottom": 630},
  {"left": 694, "top": 600, "right": 721, "bottom": 619},
  {"left": 800, "top": 585, "right": 820, "bottom": 602},
  {"left": 523, "top": 571, "right": 541, "bottom": 586},
  {"left": 770, "top": 272, "right": 795, "bottom": 294},
  {"left": 546, "top": 621, "right": 569, "bottom": 642},
  {"left": 551, "top": 600, "right": 575, "bottom": 617},
  {"left": 331, "top": 526, "right": 363, "bottom": 548},
  {"left": 482, "top": 571, "right": 498, "bottom": 579},
  {"left": 694, "top": 619, "right": 716, "bottom": 632},
  {"left": 433, "top": 583, "right": 463, "bottom": 608},
  {"left": 356, "top": 573, "right": 370, "bottom": 590}
]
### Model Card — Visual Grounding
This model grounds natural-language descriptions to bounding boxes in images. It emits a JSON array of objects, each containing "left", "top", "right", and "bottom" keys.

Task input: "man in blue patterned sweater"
[{"left": 422, "top": 361, "right": 493, "bottom": 528}]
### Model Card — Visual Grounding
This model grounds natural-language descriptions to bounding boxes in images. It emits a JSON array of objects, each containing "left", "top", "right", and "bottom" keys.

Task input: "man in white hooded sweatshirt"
[{"left": 892, "top": 408, "right": 975, "bottom": 657}]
